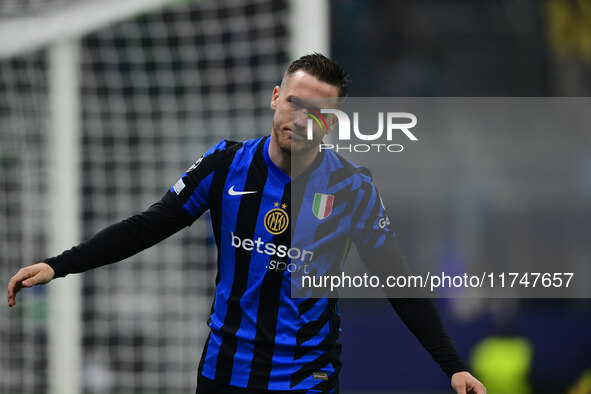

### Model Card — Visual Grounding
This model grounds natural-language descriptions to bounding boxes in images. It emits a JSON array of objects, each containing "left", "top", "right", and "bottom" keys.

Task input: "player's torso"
[{"left": 201, "top": 136, "right": 360, "bottom": 392}]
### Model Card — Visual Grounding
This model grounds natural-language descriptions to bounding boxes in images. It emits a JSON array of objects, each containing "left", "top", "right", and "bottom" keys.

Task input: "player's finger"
[
  {"left": 454, "top": 385, "right": 467, "bottom": 394},
  {"left": 7, "top": 277, "right": 21, "bottom": 307},
  {"left": 471, "top": 385, "right": 486, "bottom": 394},
  {"left": 10, "top": 269, "right": 34, "bottom": 287},
  {"left": 7, "top": 281, "right": 23, "bottom": 307},
  {"left": 21, "top": 274, "right": 40, "bottom": 287},
  {"left": 7, "top": 272, "right": 26, "bottom": 307},
  {"left": 466, "top": 381, "right": 486, "bottom": 394},
  {"left": 7, "top": 268, "right": 37, "bottom": 307}
]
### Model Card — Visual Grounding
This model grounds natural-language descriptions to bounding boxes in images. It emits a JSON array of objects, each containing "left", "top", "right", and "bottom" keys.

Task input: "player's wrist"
[
  {"left": 39, "top": 262, "right": 55, "bottom": 279},
  {"left": 42, "top": 257, "right": 64, "bottom": 279}
]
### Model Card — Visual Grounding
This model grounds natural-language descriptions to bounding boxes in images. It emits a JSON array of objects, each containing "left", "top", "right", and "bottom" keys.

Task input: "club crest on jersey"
[
  {"left": 264, "top": 202, "right": 289, "bottom": 235},
  {"left": 312, "top": 193, "right": 334, "bottom": 220}
]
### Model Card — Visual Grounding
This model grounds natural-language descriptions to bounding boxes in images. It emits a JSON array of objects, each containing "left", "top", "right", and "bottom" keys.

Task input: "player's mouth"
[{"left": 284, "top": 127, "right": 306, "bottom": 140}]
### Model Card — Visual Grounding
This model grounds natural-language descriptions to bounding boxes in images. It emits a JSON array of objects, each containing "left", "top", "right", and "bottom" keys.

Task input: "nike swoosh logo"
[{"left": 228, "top": 185, "right": 258, "bottom": 196}]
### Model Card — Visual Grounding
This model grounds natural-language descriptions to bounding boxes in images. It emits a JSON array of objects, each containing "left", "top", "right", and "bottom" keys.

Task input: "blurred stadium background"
[{"left": 1, "top": 0, "right": 590, "bottom": 393}]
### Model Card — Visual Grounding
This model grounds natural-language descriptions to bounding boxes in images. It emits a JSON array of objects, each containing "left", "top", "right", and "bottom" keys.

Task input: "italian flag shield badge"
[{"left": 312, "top": 193, "right": 334, "bottom": 220}]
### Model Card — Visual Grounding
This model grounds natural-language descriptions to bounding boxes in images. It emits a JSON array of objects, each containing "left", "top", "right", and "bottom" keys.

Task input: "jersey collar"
[{"left": 262, "top": 136, "right": 326, "bottom": 184}]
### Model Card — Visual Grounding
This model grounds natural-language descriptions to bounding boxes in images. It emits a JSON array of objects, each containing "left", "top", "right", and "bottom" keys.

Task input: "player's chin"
[
  {"left": 288, "top": 129, "right": 313, "bottom": 144},
  {"left": 277, "top": 129, "right": 317, "bottom": 154},
  {"left": 290, "top": 140, "right": 318, "bottom": 155}
]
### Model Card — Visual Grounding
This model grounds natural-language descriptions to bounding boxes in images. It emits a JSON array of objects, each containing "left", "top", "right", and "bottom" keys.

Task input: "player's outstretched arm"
[
  {"left": 7, "top": 262, "right": 55, "bottom": 307},
  {"left": 451, "top": 371, "right": 486, "bottom": 394},
  {"left": 7, "top": 193, "right": 193, "bottom": 308}
]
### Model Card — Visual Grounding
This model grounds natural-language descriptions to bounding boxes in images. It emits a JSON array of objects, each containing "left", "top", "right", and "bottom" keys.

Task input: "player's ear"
[
  {"left": 326, "top": 114, "right": 338, "bottom": 134},
  {"left": 270, "top": 86, "right": 280, "bottom": 110}
]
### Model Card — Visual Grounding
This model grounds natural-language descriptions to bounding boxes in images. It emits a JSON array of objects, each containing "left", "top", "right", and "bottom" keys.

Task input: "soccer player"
[{"left": 7, "top": 53, "right": 486, "bottom": 394}]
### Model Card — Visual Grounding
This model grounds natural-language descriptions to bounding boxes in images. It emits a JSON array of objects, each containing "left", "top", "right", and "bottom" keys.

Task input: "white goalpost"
[
  {"left": 288, "top": 0, "right": 330, "bottom": 59},
  {"left": 47, "top": 38, "right": 82, "bottom": 394},
  {"left": 0, "top": 1, "right": 328, "bottom": 393}
]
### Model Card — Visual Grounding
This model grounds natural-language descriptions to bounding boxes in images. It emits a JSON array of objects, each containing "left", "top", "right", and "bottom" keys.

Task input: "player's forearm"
[
  {"left": 45, "top": 192, "right": 192, "bottom": 278},
  {"left": 389, "top": 297, "right": 469, "bottom": 378},
  {"left": 364, "top": 239, "right": 469, "bottom": 378},
  {"left": 44, "top": 220, "right": 144, "bottom": 277}
]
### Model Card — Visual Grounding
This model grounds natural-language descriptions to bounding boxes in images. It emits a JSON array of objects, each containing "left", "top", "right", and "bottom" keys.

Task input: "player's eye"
[
  {"left": 291, "top": 97, "right": 321, "bottom": 113},
  {"left": 289, "top": 97, "right": 303, "bottom": 109}
]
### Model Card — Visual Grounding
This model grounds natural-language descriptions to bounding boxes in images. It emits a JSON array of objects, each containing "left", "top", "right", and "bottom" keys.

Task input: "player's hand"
[
  {"left": 7, "top": 263, "right": 55, "bottom": 307},
  {"left": 451, "top": 371, "right": 486, "bottom": 394}
]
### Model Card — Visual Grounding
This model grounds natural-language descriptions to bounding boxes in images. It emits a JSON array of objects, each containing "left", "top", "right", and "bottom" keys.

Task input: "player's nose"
[{"left": 292, "top": 110, "right": 307, "bottom": 131}]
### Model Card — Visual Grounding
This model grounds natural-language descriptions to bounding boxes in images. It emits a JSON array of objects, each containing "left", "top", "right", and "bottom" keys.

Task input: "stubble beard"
[{"left": 272, "top": 123, "right": 322, "bottom": 157}]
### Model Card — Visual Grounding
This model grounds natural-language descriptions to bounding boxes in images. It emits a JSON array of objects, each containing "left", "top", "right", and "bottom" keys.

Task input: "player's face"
[{"left": 270, "top": 71, "right": 339, "bottom": 155}]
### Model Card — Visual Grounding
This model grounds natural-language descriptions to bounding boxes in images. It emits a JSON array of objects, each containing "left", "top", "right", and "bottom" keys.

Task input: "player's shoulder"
[
  {"left": 184, "top": 139, "right": 243, "bottom": 174},
  {"left": 193, "top": 137, "right": 263, "bottom": 168},
  {"left": 204, "top": 136, "right": 264, "bottom": 157},
  {"left": 322, "top": 149, "right": 374, "bottom": 188},
  {"left": 203, "top": 139, "right": 243, "bottom": 157}
]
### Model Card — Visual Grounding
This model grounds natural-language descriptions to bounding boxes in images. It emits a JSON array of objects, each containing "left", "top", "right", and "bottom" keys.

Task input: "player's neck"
[{"left": 268, "top": 137, "right": 318, "bottom": 179}]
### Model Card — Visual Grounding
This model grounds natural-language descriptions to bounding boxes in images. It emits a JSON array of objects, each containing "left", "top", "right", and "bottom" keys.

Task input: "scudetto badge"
[{"left": 312, "top": 193, "right": 334, "bottom": 220}]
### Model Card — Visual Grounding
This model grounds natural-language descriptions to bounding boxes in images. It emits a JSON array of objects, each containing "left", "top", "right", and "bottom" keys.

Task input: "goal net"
[{"left": 0, "top": 0, "right": 308, "bottom": 392}]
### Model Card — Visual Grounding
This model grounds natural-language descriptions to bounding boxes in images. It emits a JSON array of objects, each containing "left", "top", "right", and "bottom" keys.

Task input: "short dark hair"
[{"left": 282, "top": 53, "right": 349, "bottom": 97}]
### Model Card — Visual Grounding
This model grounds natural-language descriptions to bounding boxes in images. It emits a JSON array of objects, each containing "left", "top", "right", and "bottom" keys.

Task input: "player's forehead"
[{"left": 282, "top": 70, "right": 339, "bottom": 99}]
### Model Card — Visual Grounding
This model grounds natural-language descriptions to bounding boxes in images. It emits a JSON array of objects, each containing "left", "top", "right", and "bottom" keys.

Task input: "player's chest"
[{"left": 220, "top": 176, "right": 291, "bottom": 235}]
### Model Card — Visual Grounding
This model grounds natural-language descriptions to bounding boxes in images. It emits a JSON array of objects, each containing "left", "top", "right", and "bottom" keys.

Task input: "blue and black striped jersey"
[{"left": 168, "top": 136, "right": 395, "bottom": 392}]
